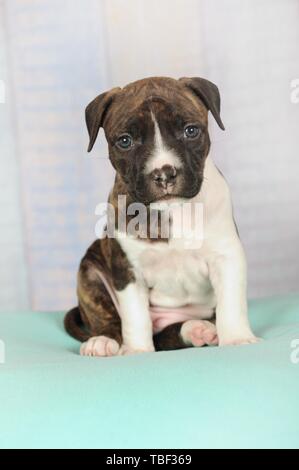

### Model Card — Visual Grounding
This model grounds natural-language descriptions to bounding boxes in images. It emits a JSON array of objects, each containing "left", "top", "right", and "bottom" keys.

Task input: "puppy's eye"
[
  {"left": 184, "top": 125, "right": 200, "bottom": 139},
  {"left": 116, "top": 134, "right": 133, "bottom": 150}
]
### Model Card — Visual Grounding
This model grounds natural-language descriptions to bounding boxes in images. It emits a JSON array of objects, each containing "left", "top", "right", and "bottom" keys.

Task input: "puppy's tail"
[{"left": 64, "top": 307, "right": 90, "bottom": 342}]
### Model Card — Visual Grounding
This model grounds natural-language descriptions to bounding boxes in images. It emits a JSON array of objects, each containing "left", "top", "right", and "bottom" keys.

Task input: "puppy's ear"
[
  {"left": 179, "top": 77, "right": 225, "bottom": 130},
  {"left": 85, "top": 87, "right": 120, "bottom": 152}
]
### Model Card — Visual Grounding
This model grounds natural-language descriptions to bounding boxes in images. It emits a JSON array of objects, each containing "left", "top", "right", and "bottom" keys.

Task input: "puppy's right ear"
[{"left": 85, "top": 88, "right": 120, "bottom": 152}]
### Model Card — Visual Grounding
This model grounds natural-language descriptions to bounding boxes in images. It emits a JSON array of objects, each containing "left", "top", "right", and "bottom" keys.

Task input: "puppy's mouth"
[
  {"left": 157, "top": 178, "right": 202, "bottom": 201},
  {"left": 136, "top": 183, "right": 202, "bottom": 206},
  {"left": 154, "top": 193, "right": 178, "bottom": 201}
]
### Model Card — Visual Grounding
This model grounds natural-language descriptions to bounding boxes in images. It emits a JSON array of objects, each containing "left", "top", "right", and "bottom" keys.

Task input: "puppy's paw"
[
  {"left": 119, "top": 345, "right": 155, "bottom": 356},
  {"left": 80, "top": 336, "right": 120, "bottom": 357},
  {"left": 219, "top": 335, "right": 260, "bottom": 347},
  {"left": 181, "top": 320, "right": 218, "bottom": 347}
]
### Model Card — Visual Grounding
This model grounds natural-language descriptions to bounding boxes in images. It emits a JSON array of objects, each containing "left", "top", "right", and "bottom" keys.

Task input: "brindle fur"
[{"left": 65, "top": 76, "right": 224, "bottom": 351}]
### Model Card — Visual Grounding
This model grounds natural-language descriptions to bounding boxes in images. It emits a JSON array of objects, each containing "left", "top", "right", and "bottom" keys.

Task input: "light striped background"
[{"left": 0, "top": 0, "right": 298, "bottom": 311}]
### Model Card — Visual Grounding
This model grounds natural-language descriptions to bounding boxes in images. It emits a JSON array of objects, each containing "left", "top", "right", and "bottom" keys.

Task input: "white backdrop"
[{"left": 0, "top": 0, "right": 298, "bottom": 311}]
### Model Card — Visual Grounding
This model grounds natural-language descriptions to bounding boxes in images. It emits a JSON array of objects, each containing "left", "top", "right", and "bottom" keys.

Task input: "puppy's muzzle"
[{"left": 150, "top": 164, "right": 178, "bottom": 194}]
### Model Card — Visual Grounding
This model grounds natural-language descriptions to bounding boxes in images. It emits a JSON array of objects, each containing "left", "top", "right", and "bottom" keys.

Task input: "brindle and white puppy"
[{"left": 64, "top": 76, "right": 258, "bottom": 356}]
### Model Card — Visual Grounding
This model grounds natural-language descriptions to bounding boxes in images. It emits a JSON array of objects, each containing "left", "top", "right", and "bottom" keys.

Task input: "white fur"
[
  {"left": 115, "top": 282, "right": 155, "bottom": 352},
  {"left": 144, "top": 113, "right": 182, "bottom": 174},
  {"left": 116, "top": 156, "right": 257, "bottom": 349},
  {"left": 181, "top": 319, "right": 218, "bottom": 346},
  {"left": 80, "top": 336, "right": 120, "bottom": 357}
]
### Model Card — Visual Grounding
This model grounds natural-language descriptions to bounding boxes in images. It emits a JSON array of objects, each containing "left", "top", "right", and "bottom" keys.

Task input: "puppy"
[{"left": 64, "top": 76, "right": 258, "bottom": 356}]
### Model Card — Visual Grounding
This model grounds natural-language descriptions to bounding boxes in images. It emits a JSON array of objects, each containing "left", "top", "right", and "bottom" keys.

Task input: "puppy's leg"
[
  {"left": 110, "top": 239, "right": 155, "bottom": 355},
  {"left": 115, "top": 281, "right": 155, "bottom": 354},
  {"left": 154, "top": 320, "right": 218, "bottom": 351},
  {"left": 208, "top": 239, "right": 258, "bottom": 346},
  {"left": 78, "top": 279, "right": 122, "bottom": 357},
  {"left": 154, "top": 323, "right": 186, "bottom": 351},
  {"left": 71, "top": 240, "right": 123, "bottom": 357}
]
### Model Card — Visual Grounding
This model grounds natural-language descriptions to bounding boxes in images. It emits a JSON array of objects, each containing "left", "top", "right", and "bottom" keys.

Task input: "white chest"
[{"left": 117, "top": 235, "right": 216, "bottom": 309}]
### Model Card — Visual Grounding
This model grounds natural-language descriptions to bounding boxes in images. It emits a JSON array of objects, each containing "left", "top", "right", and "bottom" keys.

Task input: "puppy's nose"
[{"left": 151, "top": 165, "right": 177, "bottom": 188}]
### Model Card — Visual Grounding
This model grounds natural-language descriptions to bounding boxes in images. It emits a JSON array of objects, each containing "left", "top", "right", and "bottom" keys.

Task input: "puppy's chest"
[{"left": 118, "top": 236, "right": 213, "bottom": 307}]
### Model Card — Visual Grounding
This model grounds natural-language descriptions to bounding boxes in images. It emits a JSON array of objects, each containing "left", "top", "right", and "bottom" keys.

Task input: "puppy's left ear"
[
  {"left": 179, "top": 77, "right": 225, "bottom": 130},
  {"left": 85, "top": 87, "right": 121, "bottom": 152}
]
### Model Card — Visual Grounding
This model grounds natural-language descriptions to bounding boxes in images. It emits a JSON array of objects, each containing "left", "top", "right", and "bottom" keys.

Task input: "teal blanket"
[{"left": 0, "top": 294, "right": 299, "bottom": 449}]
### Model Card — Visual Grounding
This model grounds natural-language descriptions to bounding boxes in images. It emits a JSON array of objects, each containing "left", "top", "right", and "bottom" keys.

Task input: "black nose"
[{"left": 151, "top": 165, "right": 177, "bottom": 187}]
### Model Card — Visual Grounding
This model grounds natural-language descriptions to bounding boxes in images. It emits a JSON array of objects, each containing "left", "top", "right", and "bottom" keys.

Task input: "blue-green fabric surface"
[{"left": 0, "top": 295, "right": 299, "bottom": 449}]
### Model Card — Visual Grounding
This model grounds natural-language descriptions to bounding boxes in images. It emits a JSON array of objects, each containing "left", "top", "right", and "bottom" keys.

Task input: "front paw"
[
  {"left": 119, "top": 345, "right": 155, "bottom": 356},
  {"left": 219, "top": 335, "right": 260, "bottom": 347},
  {"left": 80, "top": 336, "right": 120, "bottom": 357}
]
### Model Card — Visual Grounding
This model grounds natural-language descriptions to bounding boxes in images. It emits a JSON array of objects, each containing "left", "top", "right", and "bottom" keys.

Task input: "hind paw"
[{"left": 181, "top": 320, "right": 218, "bottom": 347}]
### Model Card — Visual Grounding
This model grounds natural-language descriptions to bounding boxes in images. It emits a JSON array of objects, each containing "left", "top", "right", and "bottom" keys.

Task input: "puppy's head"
[{"left": 86, "top": 76, "right": 224, "bottom": 204}]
